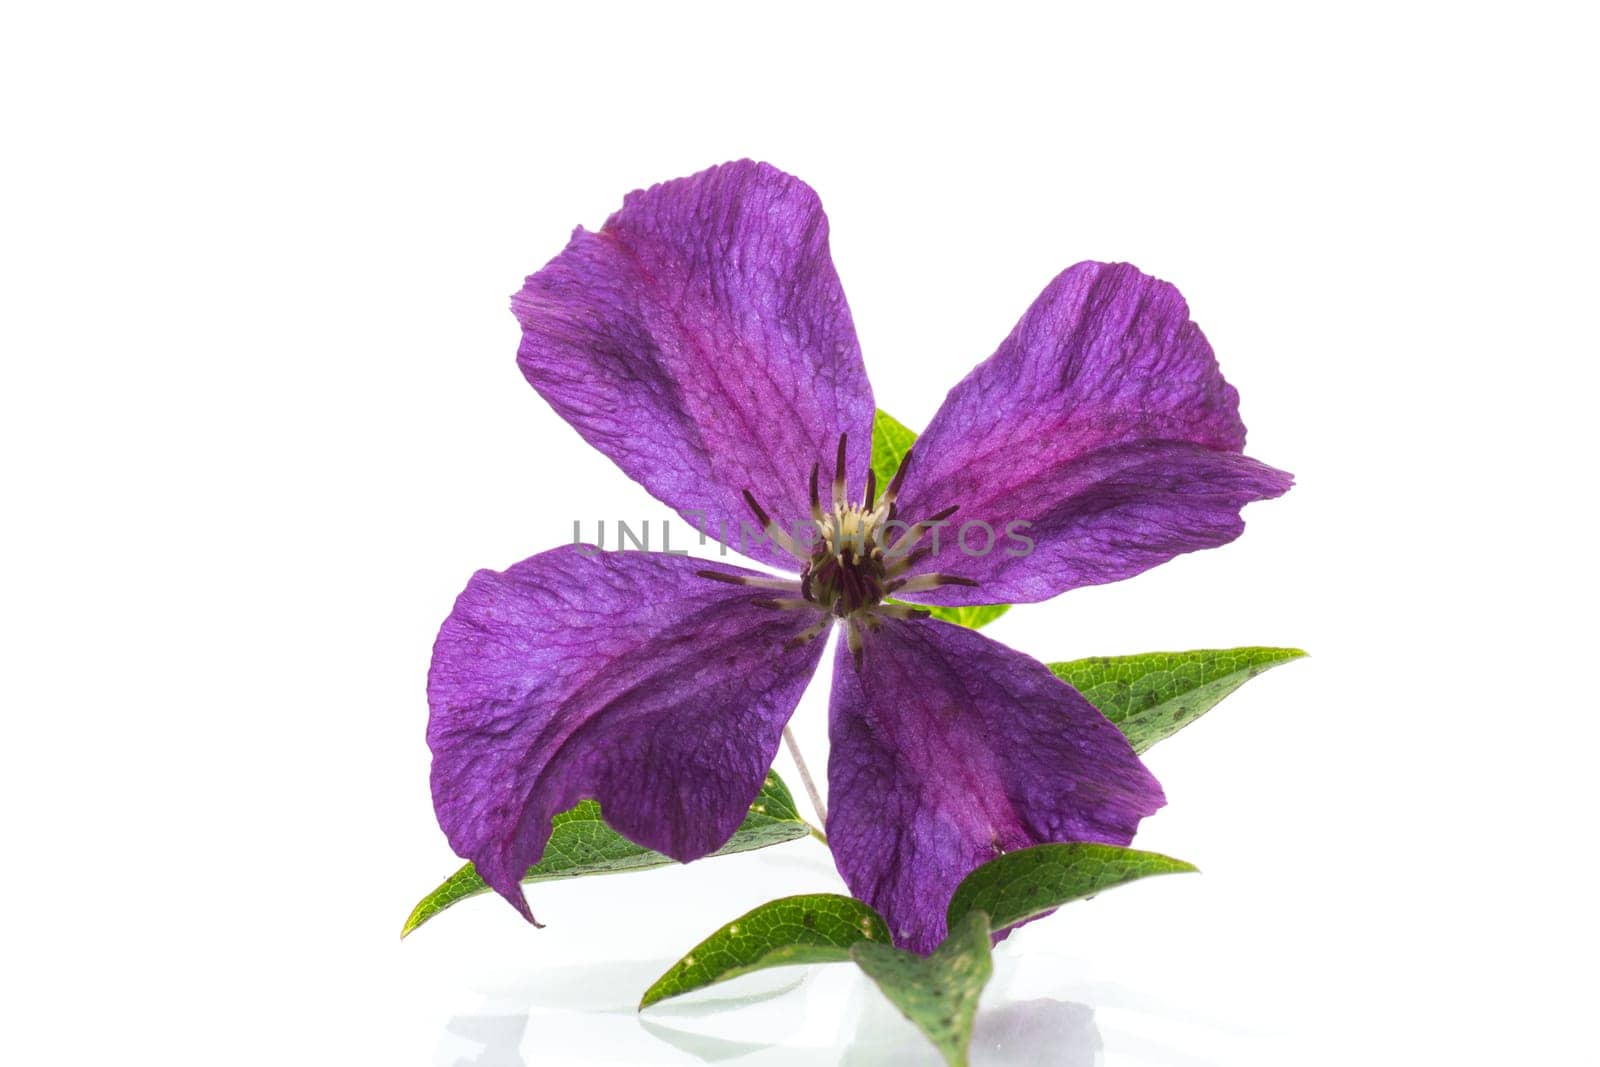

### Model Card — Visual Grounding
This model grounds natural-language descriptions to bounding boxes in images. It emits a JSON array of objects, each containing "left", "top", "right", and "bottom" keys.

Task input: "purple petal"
[
  {"left": 826, "top": 618, "right": 1164, "bottom": 954},
  {"left": 891, "top": 262, "right": 1291, "bottom": 605},
  {"left": 512, "top": 160, "right": 874, "bottom": 571},
  {"left": 428, "top": 546, "right": 829, "bottom": 922}
]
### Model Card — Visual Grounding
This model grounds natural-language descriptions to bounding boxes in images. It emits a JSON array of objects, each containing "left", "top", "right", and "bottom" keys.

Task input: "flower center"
[
  {"left": 802, "top": 499, "right": 890, "bottom": 616},
  {"left": 704, "top": 434, "right": 976, "bottom": 661}
]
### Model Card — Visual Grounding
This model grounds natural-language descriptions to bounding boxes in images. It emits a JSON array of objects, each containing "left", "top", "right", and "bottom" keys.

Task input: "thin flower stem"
[
  {"left": 783, "top": 724, "right": 828, "bottom": 829},
  {"left": 807, "top": 823, "right": 830, "bottom": 846}
]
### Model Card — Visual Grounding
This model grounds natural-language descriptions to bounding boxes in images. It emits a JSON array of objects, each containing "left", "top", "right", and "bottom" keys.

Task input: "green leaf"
[
  {"left": 946, "top": 843, "right": 1197, "bottom": 936},
  {"left": 922, "top": 603, "right": 1011, "bottom": 629},
  {"left": 870, "top": 409, "right": 1010, "bottom": 630},
  {"left": 1050, "top": 646, "right": 1307, "bottom": 754},
  {"left": 869, "top": 409, "right": 918, "bottom": 497},
  {"left": 639, "top": 893, "right": 892, "bottom": 1009},
  {"left": 851, "top": 909, "right": 994, "bottom": 1067},
  {"left": 401, "top": 772, "right": 810, "bottom": 938}
]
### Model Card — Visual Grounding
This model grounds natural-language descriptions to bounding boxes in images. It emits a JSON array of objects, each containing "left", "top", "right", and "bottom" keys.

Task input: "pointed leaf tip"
[
  {"left": 640, "top": 894, "right": 890, "bottom": 1009},
  {"left": 946, "top": 842, "right": 1197, "bottom": 936},
  {"left": 1050, "top": 646, "right": 1307, "bottom": 754},
  {"left": 851, "top": 909, "right": 995, "bottom": 1067}
]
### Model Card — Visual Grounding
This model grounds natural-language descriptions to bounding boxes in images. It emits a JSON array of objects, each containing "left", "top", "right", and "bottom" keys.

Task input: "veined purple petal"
[
  {"left": 892, "top": 262, "right": 1291, "bottom": 605},
  {"left": 512, "top": 160, "right": 874, "bottom": 571},
  {"left": 826, "top": 617, "right": 1164, "bottom": 954},
  {"left": 427, "top": 546, "right": 828, "bottom": 922}
]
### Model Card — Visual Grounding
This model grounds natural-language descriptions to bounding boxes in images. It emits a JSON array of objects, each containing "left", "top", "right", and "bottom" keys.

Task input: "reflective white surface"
[
  {"left": 411, "top": 849, "right": 1312, "bottom": 1067},
  {"left": 388, "top": 830, "right": 1472, "bottom": 1066}
]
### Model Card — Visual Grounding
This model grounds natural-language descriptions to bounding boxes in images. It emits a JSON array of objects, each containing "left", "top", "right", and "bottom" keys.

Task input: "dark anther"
[
  {"left": 741, "top": 488, "right": 772, "bottom": 529},
  {"left": 890, "top": 544, "right": 934, "bottom": 572},
  {"left": 884, "top": 445, "right": 914, "bottom": 502}
]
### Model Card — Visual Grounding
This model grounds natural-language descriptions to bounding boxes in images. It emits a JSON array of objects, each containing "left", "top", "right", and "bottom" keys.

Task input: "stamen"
[
  {"left": 832, "top": 433, "right": 848, "bottom": 511},
  {"left": 845, "top": 617, "right": 864, "bottom": 666},
  {"left": 863, "top": 467, "right": 877, "bottom": 509},
  {"left": 886, "top": 503, "right": 959, "bottom": 556},
  {"left": 884, "top": 544, "right": 934, "bottom": 577},
  {"left": 742, "top": 488, "right": 806, "bottom": 562},
  {"left": 741, "top": 487, "right": 772, "bottom": 528},
  {"left": 809, "top": 463, "right": 824, "bottom": 523},
  {"left": 870, "top": 602, "right": 932, "bottom": 621},
  {"left": 751, "top": 597, "right": 818, "bottom": 611},
  {"left": 784, "top": 618, "right": 831, "bottom": 649},
  {"left": 696, "top": 570, "right": 802, "bottom": 591},
  {"left": 884, "top": 573, "right": 980, "bottom": 595},
  {"left": 882, "top": 445, "right": 914, "bottom": 506}
]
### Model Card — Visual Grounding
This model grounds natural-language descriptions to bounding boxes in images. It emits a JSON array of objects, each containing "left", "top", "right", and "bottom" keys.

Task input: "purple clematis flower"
[{"left": 428, "top": 160, "right": 1291, "bottom": 953}]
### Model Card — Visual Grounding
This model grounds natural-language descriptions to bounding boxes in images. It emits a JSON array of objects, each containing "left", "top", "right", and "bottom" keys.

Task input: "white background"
[{"left": 4, "top": 3, "right": 1596, "bottom": 1064}]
